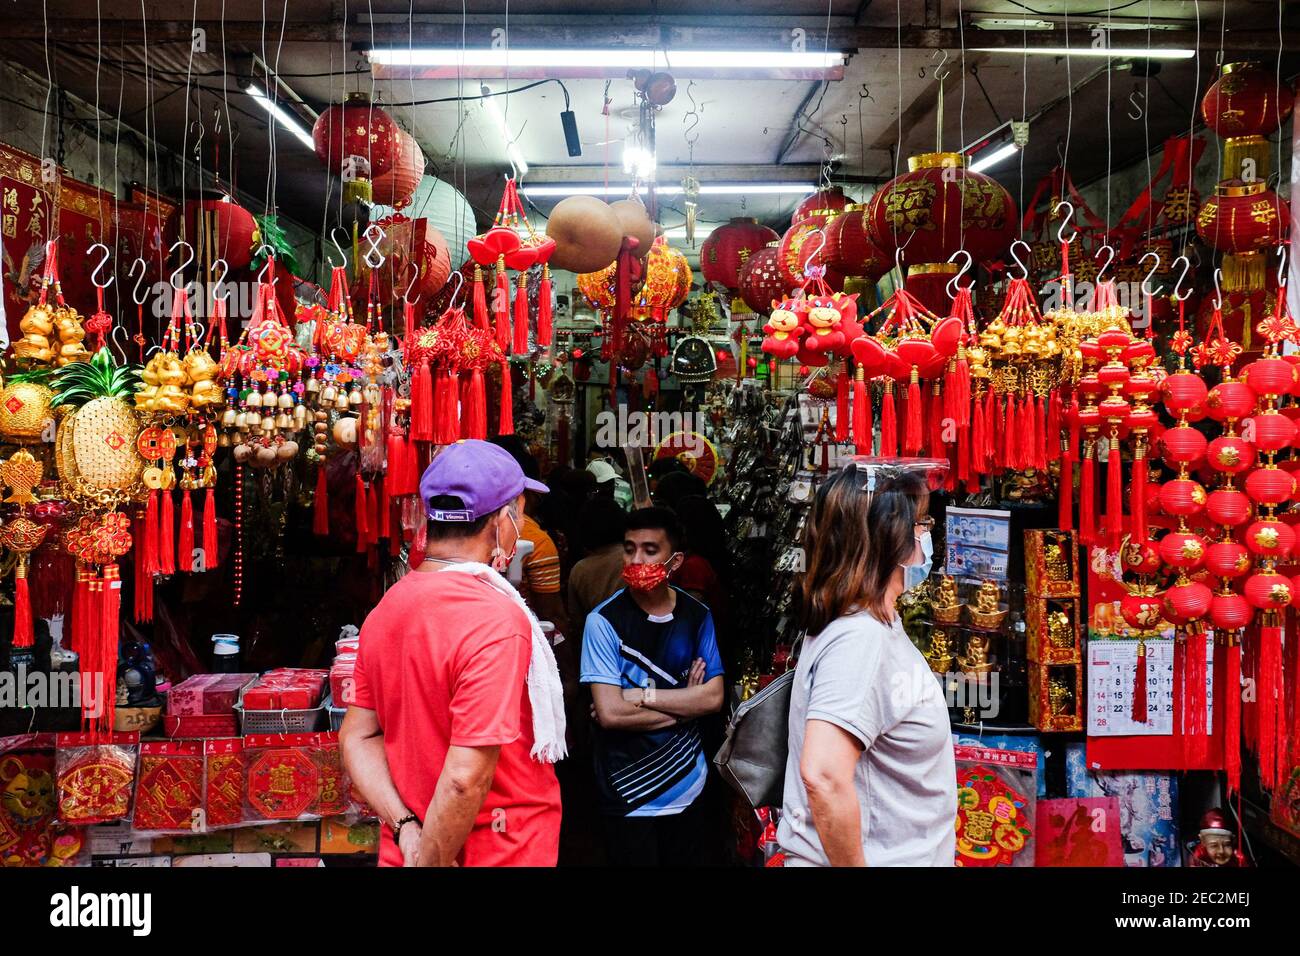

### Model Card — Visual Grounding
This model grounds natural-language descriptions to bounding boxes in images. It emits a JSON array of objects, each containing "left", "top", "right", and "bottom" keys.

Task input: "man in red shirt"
[{"left": 341, "top": 441, "right": 566, "bottom": 866}]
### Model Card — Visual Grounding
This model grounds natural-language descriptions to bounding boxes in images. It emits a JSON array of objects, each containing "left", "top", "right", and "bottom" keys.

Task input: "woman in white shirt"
[{"left": 777, "top": 463, "right": 956, "bottom": 866}]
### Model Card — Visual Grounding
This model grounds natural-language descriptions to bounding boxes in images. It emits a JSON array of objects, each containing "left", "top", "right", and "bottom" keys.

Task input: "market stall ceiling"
[{"left": 3, "top": 0, "right": 1297, "bottom": 252}]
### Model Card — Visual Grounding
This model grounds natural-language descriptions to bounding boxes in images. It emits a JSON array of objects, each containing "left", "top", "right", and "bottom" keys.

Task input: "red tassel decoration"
[
  {"left": 11, "top": 560, "right": 33, "bottom": 648},
  {"left": 159, "top": 489, "right": 175, "bottom": 575},
  {"left": 471, "top": 266, "right": 489, "bottom": 329},
  {"left": 463, "top": 368, "right": 487, "bottom": 440},
  {"left": 880, "top": 382, "right": 898, "bottom": 456},
  {"left": 203, "top": 487, "right": 219, "bottom": 569},
  {"left": 536, "top": 265, "right": 554, "bottom": 347},
  {"left": 1132, "top": 638, "right": 1149, "bottom": 723},
  {"left": 1225, "top": 636, "right": 1242, "bottom": 796},
  {"left": 904, "top": 372, "right": 923, "bottom": 455},
  {"left": 1080, "top": 445, "right": 1097, "bottom": 545},
  {"left": 1258, "top": 620, "right": 1284, "bottom": 792},
  {"left": 178, "top": 490, "right": 195, "bottom": 573},
  {"left": 313, "top": 464, "right": 330, "bottom": 536},
  {"left": 494, "top": 260, "right": 511, "bottom": 352},
  {"left": 835, "top": 368, "right": 850, "bottom": 444},
  {"left": 512, "top": 274, "right": 529, "bottom": 355},
  {"left": 143, "top": 489, "right": 160, "bottom": 575},
  {"left": 852, "top": 370, "right": 870, "bottom": 455},
  {"left": 498, "top": 360, "right": 515, "bottom": 436},
  {"left": 1106, "top": 435, "right": 1123, "bottom": 552},
  {"left": 355, "top": 473, "right": 370, "bottom": 552},
  {"left": 410, "top": 361, "right": 434, "bottom": 441}
]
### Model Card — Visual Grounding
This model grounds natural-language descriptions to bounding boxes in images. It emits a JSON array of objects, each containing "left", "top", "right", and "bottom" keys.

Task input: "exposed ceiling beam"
[{"left": 3, "top": 19, "right": 1297, "bottom": 53}]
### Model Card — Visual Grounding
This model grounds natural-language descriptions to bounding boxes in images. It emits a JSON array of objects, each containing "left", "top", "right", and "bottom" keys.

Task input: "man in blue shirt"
[{"left": 580, "top": 507, "right": 725, "bottom": 865}]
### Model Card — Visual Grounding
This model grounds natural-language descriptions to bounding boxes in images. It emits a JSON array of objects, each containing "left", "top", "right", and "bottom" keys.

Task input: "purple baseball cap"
[{"left": 419, "top": 440, "right": 548, "bottom": 522}]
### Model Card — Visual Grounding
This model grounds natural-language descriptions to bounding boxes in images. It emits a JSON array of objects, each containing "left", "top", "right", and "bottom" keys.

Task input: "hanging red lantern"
[
  {"left": 777, "top": 219, "right": 845, "bottom": 290},
  {"left": 792, "top": 185, "right": 850, "bottom": 226},
  {"left": 185, "top": 192, "right": 256, "bottom": 269},
  {"left": 699, "top": 218, "right": 780, "bottom": 291},
  {"left": 738, "top": 243, "right": 787, "bottom": 314},
  {"left": 311, "top": 91, "right": 403, "bottom": 178},
  {"left": 1195, "top": 180, "right": 1290, "bottom": 293},
  {"left": 372, "top": 130, "right": 426, "bottom": 208},
  {"left": 865, "top": 152, "right": 1016, "bottom": 266},
  {"left": 823, "top": 204, "right": 890, "bottom": 282},
  {"left": 1200, "top": 61, "right": 1295, "bottom": 180}
]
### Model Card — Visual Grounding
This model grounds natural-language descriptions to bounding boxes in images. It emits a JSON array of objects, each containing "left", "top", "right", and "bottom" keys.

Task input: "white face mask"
[{"left": 491, "top": 508, "right": 521, "bottom": 573}]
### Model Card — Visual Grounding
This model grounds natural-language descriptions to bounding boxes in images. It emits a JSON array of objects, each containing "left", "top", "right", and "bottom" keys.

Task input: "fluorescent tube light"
[
  {"left": 368, "top": 48, "right": 844, "bottom": 70},
  {"left": 973, "top": 46, "right": 1194, "bottom": 59},
  {"left": 479, "top": 85, "right": 529, "bottom": 176},
  {"left": 968, "top": 142, "right": 1021, "bottom": 173},
  {"left": 246, "top": 84, "right": 314, "bottom": 149}
]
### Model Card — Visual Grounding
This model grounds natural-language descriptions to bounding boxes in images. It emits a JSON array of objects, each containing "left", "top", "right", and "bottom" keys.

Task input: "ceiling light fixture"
[
  {"left": 245, "top": 84, "right": 315, "bottom": 149},
  {"left": 479, "top": 84, "right": 529, "bottom": 176},
  {"left": 973, "top": 45, "right": 1194, "bottom": 60}
]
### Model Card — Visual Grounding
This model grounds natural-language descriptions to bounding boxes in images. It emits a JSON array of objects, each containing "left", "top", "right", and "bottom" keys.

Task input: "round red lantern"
[
  {"left": 1206, "top": 487, "right": 1254, "bottom": 526},
  {"left": 185, "top": 192, "right": 256, "bottom": 269},
  {"left": 1245, "top": 466, "right": 1296, "bottom": 506},
  {"left": 1159, "top": 531, "right": 1207, "bottom": 570},
  {"left": 739, "top": 244, "right": 788, "bottom": 315},
  {"left": 1163, "top": 579, "right": 1213, "bottom": 624},
  {"left": 793, "top": 186, "right": 850, "bottom": 226},
  {"left": 865, "top": 152, "right": 1016, "bottom": 266},
  {"left": 1246, "top": 518, "right": 1296, "bottom": 558},
  {"left": 823, "top": 205, "right": 889, "bottom": 282},
  {"left": 311, "top": 91, "right": 402, "bottom": 178},
  {"left": 1195, "top": 180, "right": 1290, "bottom": 292},
  {"left": 1205, "top": 540, "right": 1253, "bottom": 579},
  {"left": 1245, "top": 570, "right": 1293, "bottom": 610},
  {"left": 1158, "top": 478, "right": 1207, "bottom": 516},
  {"left": 1200, "top": 61, "right": 1295, "bottom": 177},
  {"left": 1206, "top": 435, "right": 1257, "bottom": 474},
  {"left": 1210, "top": 590, "right": 1253, "bottom": 630},
  {"left": 777, "top": 219, "right": 845, "bottom": 290},
  {"left": 372, "top": 130, "right": 426, "bottom": 208},
  {"left": 699, "top": 218, "right": 780, "bottom": 292}
]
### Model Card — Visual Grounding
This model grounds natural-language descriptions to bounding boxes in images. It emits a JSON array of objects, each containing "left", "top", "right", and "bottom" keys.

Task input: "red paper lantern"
[
  {"left": 1159, "top": 531, "right": 1208, "bottom": 570},
  {"left": 777, "top": 219, "right": 845, "bottom": 290},
  {"left": 1206, "top": 488, "right": 1254, "bottom": 526},
  {"left": 1206, "top": 435, "right": 1257, "bottom": 474},
  {"left": 1206, "top": 540, "right": 1253, "bottom": 579},
  {"left": 372, "top": 130, "right": 426, "bottom": 208},
  {"left": 792, "top": 186, "right": 850, "bottom": 226},
  {"left": 699, "top": 218, "right": 781, "bottom": 291},
  {"left": 738, "top": 244, "right": 788, "bottom": 315},
  {"left": 1210, "top": 590, "right": 1253, "bottom": 630},
  {"left": 1158, "top": 478, "right": 1207, "bottom": 516},
  {"left": 1245, "top": 570, "right": 1293, "bottom": 609},
  {"left": 1246, "top": 518, "right": 1296, "bottom": 558},
  {"left": 1163, "top": 579, "right": 1213, "bottom": 624},
  {"left": 823, "top": 206, "right": 889, "bottom": 282},
  {"left": 311, "top": 92, "right": 403, "bottom": 178},
  {"left": 865, "top": 152, "right": 1016, "bottom": 266},
  {"left": 1200, "top": 60, "right": 1295, "bottom": 147},
  {"left": 185, "top": 194, "right": 256, "bottom": 269},
  {"left": 1245, "top": 465, "right": 1296, "bottom": 506}
]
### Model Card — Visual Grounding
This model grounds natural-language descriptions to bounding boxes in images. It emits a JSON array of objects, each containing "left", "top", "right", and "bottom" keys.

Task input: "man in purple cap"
[{"left": 341, "top": 440, "right": 566, "bottom": 867}]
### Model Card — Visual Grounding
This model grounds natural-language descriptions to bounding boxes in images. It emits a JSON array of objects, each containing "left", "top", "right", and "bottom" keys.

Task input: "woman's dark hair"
[
  {"left": 797, "top": 467, "right": 928, "bottom": 634},
  {"left": 625, "top": 506, "right": 685, "bottom": 553}
]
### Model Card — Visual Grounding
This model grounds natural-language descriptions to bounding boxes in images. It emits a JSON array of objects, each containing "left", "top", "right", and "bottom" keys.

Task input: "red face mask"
[{"left": 622, "top": 558, "right": 674, "bottom": 592}]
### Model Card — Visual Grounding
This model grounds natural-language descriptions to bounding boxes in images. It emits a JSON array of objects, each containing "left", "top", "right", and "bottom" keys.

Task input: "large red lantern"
[
  {"left": 865, "top": 152, "right": 1016, "bottom": 266},
  {"left": 824, "top": 205, "right": 889, "bottom": 282},
  {"left": 792, "top": 186, "right": 850, "bottom": 226},
  {"left": 311, "top": 91, "right": 403, "bottom": 178},
  {"left": 777, "top": 219, "right": 845, "bottom": 291},
  {"left": 372, "top": 130, "right": 426, "bottom": 208},
  {"left": 738, "top": 243, "right": 787, "bottom": 315},
  {"left": 1195, "top": 180, "right": 1290, "bottom": 292},
  {"left": 185, "top": 193, "right": 256, "bottom": 269},
  {"left": 699, "top": 218, "right": 780, "bottom": 291},
  {"left": 1200, "top": 61, "right": 1295, "bottom": 180}
]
